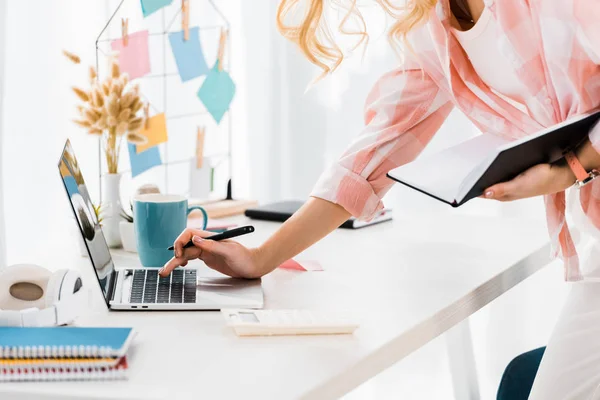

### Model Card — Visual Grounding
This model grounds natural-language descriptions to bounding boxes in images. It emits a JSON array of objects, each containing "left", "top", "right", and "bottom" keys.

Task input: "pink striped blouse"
[{"left": 311, "top": 0, "right": 600, "bottom": 281}]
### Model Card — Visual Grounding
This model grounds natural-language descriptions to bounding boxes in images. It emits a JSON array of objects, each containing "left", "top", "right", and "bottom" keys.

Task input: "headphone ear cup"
[
  {"left": 60, "top": 270, "right": 84, "bottom": 297},
  {"left": 0, "top": 264, "right": 52, "bottom": 311},
  {"left": 45, "top": 269, "right": 70, "bottom": 308}
]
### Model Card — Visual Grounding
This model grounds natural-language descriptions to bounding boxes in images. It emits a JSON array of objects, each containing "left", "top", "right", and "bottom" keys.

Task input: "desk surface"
[{"left": 1, "top": 213, "right": 551, "bottom": 400}]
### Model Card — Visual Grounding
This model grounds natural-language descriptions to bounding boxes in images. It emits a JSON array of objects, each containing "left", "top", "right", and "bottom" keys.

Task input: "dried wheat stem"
[
  {"left": 72, "top": 87, "right": 90, "bottom": 102},
  {"left": 62, "top": 50, "right": 81, "bottom": 64},
  {"left": 89, "top": 66, "right": 97, "bottom": 84},
  {"left": 111, "top": 62, "right": 120, "bottom": 79}
]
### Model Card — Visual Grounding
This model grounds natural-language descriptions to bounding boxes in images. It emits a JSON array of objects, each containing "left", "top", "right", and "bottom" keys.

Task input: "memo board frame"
[{"left": 94, "top": 0, "right": 234, "bottom": 202}]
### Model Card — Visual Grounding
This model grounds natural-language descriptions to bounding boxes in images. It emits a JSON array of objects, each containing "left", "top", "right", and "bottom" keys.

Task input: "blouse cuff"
[{"left": 310, "top": 163, "right": 384, "bottom": 221}]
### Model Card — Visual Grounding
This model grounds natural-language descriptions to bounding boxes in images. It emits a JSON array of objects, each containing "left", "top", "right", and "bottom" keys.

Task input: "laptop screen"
[{"left": 58, "top": 140, "right": 116, "bottom": 307}]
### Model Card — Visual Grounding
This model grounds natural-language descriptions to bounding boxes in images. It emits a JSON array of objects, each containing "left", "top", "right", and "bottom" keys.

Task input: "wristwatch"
[{"left": 565, "top": 151, "right": 600, "bottom": 188}]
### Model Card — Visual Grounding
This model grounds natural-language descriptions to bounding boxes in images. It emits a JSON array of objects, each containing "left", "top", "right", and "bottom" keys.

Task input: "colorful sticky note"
[
  {"left": 128, "top": 143, "right": 162, "bottom": 178},
  {"left": 197, "top": 63, "right": 236, "bottom": 124},
  {"left": 136, "top": 113, "right": 168, "bottom": 153},
  {"left": 140, "top": 0, "right": 173, "bottom": 17},
  {"left": 278, "top": 260, "right": 324, "bottom": 272},
  {"left": 168, "top": 27, "right": 209, "bottom": 82},
  {"left": 111, "top": 30, "right": 151, "bottom": 80}
]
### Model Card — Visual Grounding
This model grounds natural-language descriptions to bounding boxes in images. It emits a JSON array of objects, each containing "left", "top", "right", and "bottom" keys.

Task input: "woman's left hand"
[{"left": 482, "top": 161, "right": 575, "bottom": 202}]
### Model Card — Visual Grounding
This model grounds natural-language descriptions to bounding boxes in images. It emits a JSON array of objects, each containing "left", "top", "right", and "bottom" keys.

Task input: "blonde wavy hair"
[{"left": 277, "top": 0, "right": 437, "bottom": 75}]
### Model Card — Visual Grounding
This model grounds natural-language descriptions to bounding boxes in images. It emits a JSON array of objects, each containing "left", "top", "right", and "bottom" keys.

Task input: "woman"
[{"left": 161, "top": 0, "right": 600, "bottom": 397}]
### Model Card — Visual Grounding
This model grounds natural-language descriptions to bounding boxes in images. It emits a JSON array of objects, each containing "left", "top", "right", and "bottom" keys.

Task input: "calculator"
[{"left": 221, "top": 309, "right": 359, "bottom": 337}]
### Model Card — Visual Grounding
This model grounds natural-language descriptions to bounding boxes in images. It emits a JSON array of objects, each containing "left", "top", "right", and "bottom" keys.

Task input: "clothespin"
[
  {"left": 143, "top": 104, "right": 150, "bottom": 129},
  {"left": 196, "top": 126, "right": 205, "bottom": 169},
  {"left": 121, "top": 18, "right": 129, "bottom": 47},
  {"left": 182, "top": 0, "right": 190, "bottom": 41},
  {"left": 216, "top": 28, "right": 228, "bottom": 72}
]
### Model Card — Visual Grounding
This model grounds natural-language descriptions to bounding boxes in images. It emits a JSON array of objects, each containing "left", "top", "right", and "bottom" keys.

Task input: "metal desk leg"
[{"left": 445, "top": 318, "right": 480, "bottom": 400}]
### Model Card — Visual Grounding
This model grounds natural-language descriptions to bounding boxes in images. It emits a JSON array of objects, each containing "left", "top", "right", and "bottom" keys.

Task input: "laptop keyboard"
[{"left": 129, "top": 269, "right": 197, "bottom": 304}]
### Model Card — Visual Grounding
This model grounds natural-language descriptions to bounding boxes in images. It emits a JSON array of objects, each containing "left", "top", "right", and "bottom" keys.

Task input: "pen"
[{"left": 167, "top": 225, "right": 255, "bottom": 251}]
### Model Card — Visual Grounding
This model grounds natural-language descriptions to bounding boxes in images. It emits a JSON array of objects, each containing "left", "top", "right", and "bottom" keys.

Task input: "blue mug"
[{"left": 133, "top": 194, "right": 207, "bottom": 267}]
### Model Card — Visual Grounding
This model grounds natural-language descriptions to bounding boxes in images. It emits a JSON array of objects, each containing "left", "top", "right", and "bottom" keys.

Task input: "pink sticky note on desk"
[
  {"left": 111, "top": 30, "right": 151, "bottom": 79},
  {"left": 279, "top": 259, "right": 323, "bottom": 272}
]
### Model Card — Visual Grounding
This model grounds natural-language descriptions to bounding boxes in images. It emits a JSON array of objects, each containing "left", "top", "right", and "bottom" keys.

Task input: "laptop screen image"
[{"left": 58, "top": 139, "right": 116, "bottom": 307}]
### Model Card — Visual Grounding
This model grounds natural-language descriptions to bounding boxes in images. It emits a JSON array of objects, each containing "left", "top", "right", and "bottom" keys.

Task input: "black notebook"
[
  {"left": 244, "top": 201, "right": 392, "bottom": 229},
  {"left": 387, "top": 110, "right": 600, "bottom": 207}
]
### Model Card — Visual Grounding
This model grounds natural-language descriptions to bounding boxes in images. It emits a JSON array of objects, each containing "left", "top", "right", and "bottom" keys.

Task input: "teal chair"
[{"left": 497, "top": 347, "right": 545, "bottom": 400}]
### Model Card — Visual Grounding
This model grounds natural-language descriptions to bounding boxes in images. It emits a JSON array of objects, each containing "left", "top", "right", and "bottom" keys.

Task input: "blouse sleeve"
[
  {"left": 574, "top": 0, "right": 600, "bottom": 61},
  {"left": 310, "top": 65, "right": 454, "bottom": 220},
  {"left": 573, "top": 1, "right": 600, "bottom": 152}
]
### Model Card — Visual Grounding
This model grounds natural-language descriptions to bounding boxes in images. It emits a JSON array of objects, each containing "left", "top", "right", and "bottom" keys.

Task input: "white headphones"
[{"left": 0, "top": 264, "right": 85, "bottom": 327}]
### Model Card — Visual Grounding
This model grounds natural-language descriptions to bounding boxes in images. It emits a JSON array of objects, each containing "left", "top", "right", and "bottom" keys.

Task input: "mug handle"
[{"left": 187, "top": 206, "right": 208, "bottom": 230}]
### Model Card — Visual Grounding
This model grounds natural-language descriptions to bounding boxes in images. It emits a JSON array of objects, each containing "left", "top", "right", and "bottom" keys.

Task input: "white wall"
[
  {"left": 0, "top": 0, "right": 7, "bottom": 269},
  {"left": 2, "top": 0, "right": 108, "bottom": 263}
]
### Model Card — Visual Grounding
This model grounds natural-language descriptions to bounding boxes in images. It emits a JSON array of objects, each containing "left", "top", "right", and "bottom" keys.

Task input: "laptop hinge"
[{"left": 107, "top": 267, "right": 119, "bottom": 307}]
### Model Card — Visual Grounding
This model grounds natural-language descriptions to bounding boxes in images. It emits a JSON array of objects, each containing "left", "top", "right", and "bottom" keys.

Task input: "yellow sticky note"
[{"left": 136, "top": 113, "right": 168, "bottom": 153}]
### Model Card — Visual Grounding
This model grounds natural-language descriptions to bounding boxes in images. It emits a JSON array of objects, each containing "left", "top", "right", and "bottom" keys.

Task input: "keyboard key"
[
  {"left": 129, "top": 270, "right": 146, "bottom": 303},
  {"left": 172, "top": 269, "right": 184, "bottom": 283},
  {"left": 170, "top": 285, "right": 183, "bottom": 303},
  {"left": 157, "top": 275, "right": 171, "bottom": 303},
  {"left": 143, "top": 270, "right": 158, "bottom": 303},
  {"left": 183, "top": 270, "right": 196, "bottom": 303},
  {"left": 130, "top": 291, "right": 143, "bottom": 303}
]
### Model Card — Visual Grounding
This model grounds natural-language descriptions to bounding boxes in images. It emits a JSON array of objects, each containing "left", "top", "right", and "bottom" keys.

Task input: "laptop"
[{"left": 58, "top": 139, "right": 263, "bottom": 310}]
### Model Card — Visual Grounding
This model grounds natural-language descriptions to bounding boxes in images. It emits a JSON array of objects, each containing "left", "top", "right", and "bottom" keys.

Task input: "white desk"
[{"left": 1, "top": 214, "right": 551, "bottom": 400}]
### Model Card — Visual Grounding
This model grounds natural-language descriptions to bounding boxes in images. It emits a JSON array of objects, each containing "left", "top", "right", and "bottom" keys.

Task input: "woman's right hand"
[
  {"left": 159, "top": 198, "right": 352, "bottom": 281},
  {"left": 159, "top": 229, "right": 266, "bottom": 279}
]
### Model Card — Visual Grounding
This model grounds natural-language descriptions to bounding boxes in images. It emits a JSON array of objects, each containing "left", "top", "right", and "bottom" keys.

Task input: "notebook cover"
[
  {"left": 0, "top": 357, "right": 122, "bottom": 369},
  {"left": 388, "top": 110, "right": 600, "bottom": 207},
  {"left": 458, "top": 111, "right": 600, "bottom": 205},
  {"left": 244, "top": 201, "right": 303, "bottom": 223},
  {"left": 0, "top": 327, "right": 135, "bottom": 358}
]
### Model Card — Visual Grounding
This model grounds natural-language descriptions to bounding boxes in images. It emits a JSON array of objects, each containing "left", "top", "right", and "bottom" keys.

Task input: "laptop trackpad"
[{"left": 195, "top": 277, "right": 263, "bottom": 307}]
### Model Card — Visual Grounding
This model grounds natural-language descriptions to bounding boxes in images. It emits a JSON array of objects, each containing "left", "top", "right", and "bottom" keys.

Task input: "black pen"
[{"left": 167, "top": 225, "right": 255, "bottom": 251}]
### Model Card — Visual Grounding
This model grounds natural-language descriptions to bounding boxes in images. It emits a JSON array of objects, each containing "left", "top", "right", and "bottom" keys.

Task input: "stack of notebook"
[{"left": 0, "top": 327, "right": 135, "bottom": 382}]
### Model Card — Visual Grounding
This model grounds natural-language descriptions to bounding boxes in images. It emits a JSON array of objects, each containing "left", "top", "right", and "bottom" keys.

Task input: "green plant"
[
  {"left": 92, "top": 203, "right": 104, "bottom": 225},
  {"left": 120, "top": 202, "right": 134, "bottom": 223}
]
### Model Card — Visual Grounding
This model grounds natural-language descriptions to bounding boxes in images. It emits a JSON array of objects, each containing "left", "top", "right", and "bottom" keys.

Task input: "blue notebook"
[{"left": 0, "top": 327, "right": 135, "bottom": 358}]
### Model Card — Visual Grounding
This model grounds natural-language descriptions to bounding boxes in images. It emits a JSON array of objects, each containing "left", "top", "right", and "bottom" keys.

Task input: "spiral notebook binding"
[
  {"left": 0, "top": 357, "right": 128, "bottom": 382},
  {"left": 0, "top": 345, "right": 115, "bottom": 359},
  {"left": 0, "top": 357, "right": 120, "bottom": 370}
]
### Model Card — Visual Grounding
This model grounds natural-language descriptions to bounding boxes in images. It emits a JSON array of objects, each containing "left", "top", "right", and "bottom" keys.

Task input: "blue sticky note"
[
  {"left": 168, "top": 27, "right": 209, "bottom": 82},
  {"left": 197, "top": 63, "right": 236, "bottom": 124},
  {"left": 128, "top": 143, "right": 162, "bottom": 178},
  {"left": 140, "top": 0, "right": 173, "bottom": 17}
]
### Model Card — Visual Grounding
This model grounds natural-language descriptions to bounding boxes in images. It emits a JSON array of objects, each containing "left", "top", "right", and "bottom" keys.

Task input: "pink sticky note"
[
  {"left": 279, "top": 259, "right": 323, "bottom": 272},
  {"left": 111, "top": 30, "right": 151, "bottom": 80}
]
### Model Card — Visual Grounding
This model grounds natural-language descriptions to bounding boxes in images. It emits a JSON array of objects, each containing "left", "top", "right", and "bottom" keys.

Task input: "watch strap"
[{"left": 565, "top": 151, "right": 589, "bottom": 182}]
